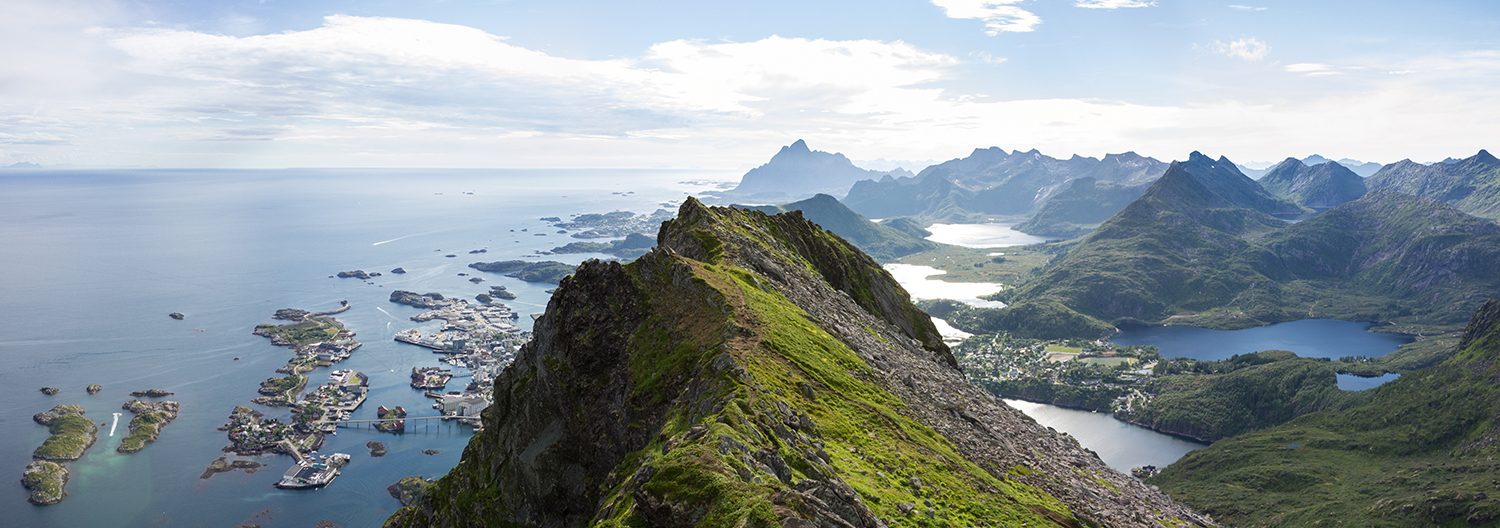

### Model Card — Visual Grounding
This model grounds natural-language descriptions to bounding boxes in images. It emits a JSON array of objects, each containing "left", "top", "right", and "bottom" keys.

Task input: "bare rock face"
[{"left": 387, "top": 198, "right": 1211, "bottom": 528}]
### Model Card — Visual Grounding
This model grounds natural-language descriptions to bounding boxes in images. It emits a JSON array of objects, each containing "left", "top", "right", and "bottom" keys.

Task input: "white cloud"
[
  {"left": 1227, "top": 4, "right": 1268, "bottom": 11},
  {"left": 1075, "top": 0, "right": 1156, "bottom": 9},
  {"left": 930, "top": 0, "right": 1041, "bottom": 35},
  {"left": 2, "top": 9, "right": 1499, "bottom": 168},
  {"left": 1285, "top": 63, "right": 1341, "bottom": 76},
  {"left": 1213, "top": 37, "right": 1269, "bottom": 61}
]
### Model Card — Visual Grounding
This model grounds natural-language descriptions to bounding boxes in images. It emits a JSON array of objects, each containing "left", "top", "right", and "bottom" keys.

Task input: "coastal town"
[
  {"left": 953, "top": 333, "right": 1162, "bottom": 414},
  {"left": 388, "top": 289, "right": 530, "bottom": 428}
]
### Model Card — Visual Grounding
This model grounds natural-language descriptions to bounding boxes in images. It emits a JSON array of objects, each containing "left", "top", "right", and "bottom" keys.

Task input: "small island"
[
  {"left": 117, "top": 399, "right": 180, "bottom": 454},
  {"left": 253, "top": 311, "right": 360, "bottom": 374},
  {"left": 130, "top": 388, "right": 174, "bottom": 398},
  {"left": 168, "top": 312, "right": 185, "bottom": 320},
  {"left": 335, "top": 270, "right": 380, "bottom": 279},
  {"left": 39, "top": 387, "right": 59, "bottom": 396},
  {"left": 86, "top": 384, "right": 102, "bottom": 395},
  {"left": 488, "top": 285, "right": 517, "bottom": 300},
  {"left": 389, "top": 290, "right": 449, "bottom": 309},
  {"left": 367, "top": 441, "right": 387, "bottom": 457},
  {"left": 25, "top": 404, "right": 97, "bottom": 505},
  {"left": 32, "top": 404, "right": 98, "bottom": 461},
  {"left": 467, "top": 260, "right": 576, "bottom": 283},
  {"left": 22, "top": 461, "right": 68, "bottom": 505}
]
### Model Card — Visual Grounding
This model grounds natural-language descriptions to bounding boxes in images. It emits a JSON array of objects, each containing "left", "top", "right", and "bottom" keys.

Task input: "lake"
[
  {"left": 1337, "top": 373, "right": 1401, "bottom": 391},
  {"left": 1004, "top": 399, "right": 1204, "bottom": 472},
  {"left": 924, "top": 223, "right": 1050, "bottom": 248},
  {"left": 0, "top": 169, "right": 730, "bottom": 527},
  {"left": 883, "top": 263, "right": 1005, "bottom": 308},
  {"left": 1110, "top": 319, "right": 1414, "bottom": 361}
]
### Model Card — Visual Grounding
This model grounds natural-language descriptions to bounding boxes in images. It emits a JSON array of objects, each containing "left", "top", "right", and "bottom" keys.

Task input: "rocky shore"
[
  {"left": 117, "top": 399, "right": 180, "bottom": 454},
  {"left": 199, "top": 456, "right": 263, "bottom": 480}
]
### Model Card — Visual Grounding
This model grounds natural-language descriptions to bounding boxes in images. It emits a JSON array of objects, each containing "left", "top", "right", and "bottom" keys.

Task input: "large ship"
[{"left": 274, "top": 451, "right": 351, "bottom": 489}]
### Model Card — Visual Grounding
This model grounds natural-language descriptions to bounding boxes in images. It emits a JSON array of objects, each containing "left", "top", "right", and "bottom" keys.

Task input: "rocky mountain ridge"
[{"left": 388, "top": 198, "right": 1209, "bottom": 527}]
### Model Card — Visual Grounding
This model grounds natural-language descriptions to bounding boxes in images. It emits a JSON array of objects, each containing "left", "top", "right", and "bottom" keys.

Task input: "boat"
[{"left": 274, "top": 453, "right": 350, "bottom": 489}]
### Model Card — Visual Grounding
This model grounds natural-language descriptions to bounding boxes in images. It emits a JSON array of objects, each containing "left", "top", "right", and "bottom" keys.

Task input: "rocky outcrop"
[
  {"left": 130, "top": 388, "right": 174, "bottom": 398},
  {"left": 389, "top": 198, "right": 1209, "bottom": 527},
  {"left": 389, "top": 476, "right": 433, "bottom": 506}
]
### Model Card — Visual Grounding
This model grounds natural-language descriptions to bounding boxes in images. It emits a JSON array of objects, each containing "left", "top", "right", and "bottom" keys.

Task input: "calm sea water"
[
  {"left": 1111, "top": 319, "right": 1414, "bottom": 361},
  {"left": 0, "top": 169, "right": 729, "bottom": 527}
]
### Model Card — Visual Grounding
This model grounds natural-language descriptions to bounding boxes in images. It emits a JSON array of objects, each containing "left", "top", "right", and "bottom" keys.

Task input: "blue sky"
[{"left": 2, "top": 0, "right": 1497, "bottom": 169}]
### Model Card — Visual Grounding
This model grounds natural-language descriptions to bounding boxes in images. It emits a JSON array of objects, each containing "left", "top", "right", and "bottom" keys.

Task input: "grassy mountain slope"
[
  {"left": 1010, "top": 155, "right": 1292, "bottom": 327},
  {"left": 1368, "top": 150, "right": 1500, "bottom": 219},
  {"left": 388, "top": 198, "right": 1208, "bottom": 527},
  {"left": 1014, "top": 177, "right": 1151, "bottom": 237},
  {"left": 743, "top": 193, "right": 938, "bottom": 261},
  {"left": 1153, "top": 301, "right": 1500, "bottom": 526}
]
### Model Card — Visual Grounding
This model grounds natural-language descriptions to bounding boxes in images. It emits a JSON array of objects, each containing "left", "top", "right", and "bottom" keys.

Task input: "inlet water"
[{"left": 1111, "top": 319, "right": 1413, "bottom": 361}]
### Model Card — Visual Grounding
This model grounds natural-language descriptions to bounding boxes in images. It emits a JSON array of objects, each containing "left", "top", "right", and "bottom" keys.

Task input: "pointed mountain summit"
[
  {"left": 1169, "top": 152, "right": 1302, "bottom": 217},
  {"left": 723, "top": 140, "right": 891, "bottom": 202},
  {"left": 1258, "top": 158, "right": 1366, "bottom": 211},
  {"left": 1368, "top": 149, "right": 1500, "bottom": 219},
  {"left": 388, "top": 198, "right": 1209, "bottom": 527}
]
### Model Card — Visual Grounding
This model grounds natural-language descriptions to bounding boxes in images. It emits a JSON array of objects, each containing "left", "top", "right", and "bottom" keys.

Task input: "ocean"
[{"left": 0, "top": 168, "right": 732, "bottom": 527}]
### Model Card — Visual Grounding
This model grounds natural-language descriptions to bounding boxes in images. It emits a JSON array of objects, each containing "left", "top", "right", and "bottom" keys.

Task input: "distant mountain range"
[
  {"left": 1239, "top": 155, "right": 1382, "bottom": 178},
  {"left": 1007, "top": 152, "right": 1500, "bottom": 332},
  {"left": 740, "top": 193, "right": 937, "bottom": 261},
  {"left": 1367, "top": 150, "right": 1500, "bottom": 220},
  {"left": 1257, "top": 157, "right": 1367, "bottom": 211},
  {"left": 842, "top": 148, "right": 1170, "bottom": 237},
  {"left": 717, "top": 140, "right": 901, "bottom": 202}
]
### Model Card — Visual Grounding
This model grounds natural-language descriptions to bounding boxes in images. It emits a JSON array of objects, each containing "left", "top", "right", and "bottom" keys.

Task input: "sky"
[{"left": 2, "top": 0, "right": 1498, "bottom": 169}]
